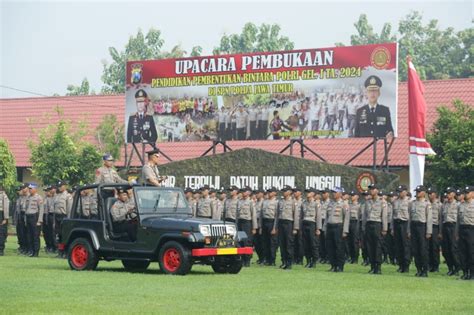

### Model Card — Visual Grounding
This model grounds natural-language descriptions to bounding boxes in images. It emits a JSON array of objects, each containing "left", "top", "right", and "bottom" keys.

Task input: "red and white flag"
[{"left": 407, "top": 57, "right": 436, "bottom": 194}]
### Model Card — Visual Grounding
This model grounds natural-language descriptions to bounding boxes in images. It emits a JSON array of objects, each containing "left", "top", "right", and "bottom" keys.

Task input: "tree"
[
  {"left": 0, "top": 138, "right": 18, "bottom": 201},
  {"left": 100, "top": 28, "right": 202, "bottom": 94},
  {"left": 339, "top": 12, "right": 472, "bottom": 81},
  {"left": 213, "top": 22, "right": 294, "bottom": 55},
  {"left": 425, "top": 100, "right": 474, "bottom": 189},
  {"left": 28, "top": 108, "right": 102, "bottom": 186},
  {"left": 66, "top": 78, "right": 94, "bottom": 96},
  {"left": 95, "top": 114, "right": 125, "bottom": 161}
]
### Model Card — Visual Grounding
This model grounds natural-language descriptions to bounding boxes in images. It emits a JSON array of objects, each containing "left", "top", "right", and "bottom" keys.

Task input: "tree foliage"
[
  {"left": 66, "top": 78, "right": 94, "bottom": 96},
  {"left": 339, "top": 12, "right": 473, "bottom": 81},
  {"left": 213, "top": 22, "right": 294, "bottom": 55},
  {"left": 28, "top": 108, "right": 102, "bottom": 186},
  {"left": 100, "top": 28, "right": 202, "bottom": 94},
  {"left": 0, "top": 138, "right": 18, "bottom": 201},
  {"left": 426, "top": 100, "right": 474, "bottom": 189},
  {"left": 95, "top": 114, "right": 125, "bottom": 161}
]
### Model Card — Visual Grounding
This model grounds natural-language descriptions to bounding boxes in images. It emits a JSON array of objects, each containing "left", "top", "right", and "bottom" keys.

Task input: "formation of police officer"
[{"left": 1, "top": 175, "right": 473, "bottom": 280}]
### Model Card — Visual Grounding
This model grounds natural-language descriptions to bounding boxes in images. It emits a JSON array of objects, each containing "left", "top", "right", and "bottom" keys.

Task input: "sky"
[{"left": 1, "top": 0, "right": 472, "bottom": 98}]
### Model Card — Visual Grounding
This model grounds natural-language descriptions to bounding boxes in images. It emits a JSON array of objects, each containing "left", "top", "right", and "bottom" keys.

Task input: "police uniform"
[
  {"left": 253, "top": 193, "right": 265, "bottom": 264},
  {"left": 25, "top": 184, "right": 44, "bottom": 257},
  {"left": 141, "top": 150, "right": 162, "bottom": 186},
  {"left": 95, "top": 154, "right": 127, "bottom": 184},
  {"left": 127, "top": 89, "right": 158, "bottom": 143},
  {"left": 260, "top": 189, "right": 279, "bottom": 266},
  {"left": 0, "top": 188, "right": 10, "bottom": 256},
  {"left": 293, "top": 190, "right": 305, "bottom": 265},
  {"left": 323, "top": 189, "right": 350, "bottom": 272},
  {"left": 428, "top": 188, "right": 442, "bottom": 272},
  {"left": 15, "top": 185, "right": 29, "bottom": 254},
  {"left": 362, "top": 185, "right": 388, "bottom": 274},
  {"left": 391, "top": 185, "right": 411, "bottom": 272},
  {"left": 301, "top": 189, "right": 322, "bottom": 268},
  {"left": 319, "top": 193, "right": 331, "bottom": 263},
  {"left": 235, "top": 108, "right": 249, "bottom": 140},
  {"left": 409, "top": 185, "right": 433, "bottom": 277},
  {"left": 196, "top": 193, "right": 213, "bottom": 219},
  {"left": 110, "top": 188, "right": 138, "bottom": 241},
  {"left": 347, "top": 191, "right": 361, "bottom": 264},
  {"left": 441, "top": 187, "right": 461, "bottom": 275},
  {"left": 237, "top": 190, "right": 258, "bottom": 266},
  {"left": 54, "top": 181, "right": 73, "bottom": 255},
  {"left": 457, "top": 186, "right": 474, "bottom": 280},
  {"left": 42, "top": 186, "right": 56, "bottom": 253},
  {"left": 276, "top": 186, "right": 300, "bottom": 269},
  {"left": 81, "top": 191, "right": 98, "bottom": 220},
  {"left": 223, "top": 188, "right": 240, "bottom": 222},
  {"left": 354, "top": 76, "right": 394, "bottom": 138}
]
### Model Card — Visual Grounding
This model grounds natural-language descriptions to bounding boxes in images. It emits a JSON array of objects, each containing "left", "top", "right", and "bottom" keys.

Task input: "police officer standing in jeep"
[{"left": 354, "top": 75, "right": 394, "bottom": 138}]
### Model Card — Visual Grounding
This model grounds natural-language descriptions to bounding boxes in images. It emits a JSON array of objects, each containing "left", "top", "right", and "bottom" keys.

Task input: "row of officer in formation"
[{"left": 184, "top": 184, "right": 474, "bottom": 280}]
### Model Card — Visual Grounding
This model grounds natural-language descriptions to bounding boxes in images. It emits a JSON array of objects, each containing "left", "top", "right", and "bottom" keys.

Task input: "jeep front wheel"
[
  {"left": 158, "top": 241, "right": 192, "bottom": 275},
  {"left": 68, "top": 238, "right": 98, "bottom": 271},
  {"left": 122, "top": 260, "right": 150, "bottom": 272}
]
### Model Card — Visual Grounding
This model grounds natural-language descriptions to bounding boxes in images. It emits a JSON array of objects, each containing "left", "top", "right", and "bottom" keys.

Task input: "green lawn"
[{"left": 1, "top": 236, "right": 472, "bottom": 314}]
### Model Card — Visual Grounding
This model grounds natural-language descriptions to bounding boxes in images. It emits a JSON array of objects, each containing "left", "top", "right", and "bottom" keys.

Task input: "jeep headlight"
[
  {"left": 225, "top": 224, "right": 236, "bottom": 236},
  {"left": 199, "top": 224, "right": 211, "bottom": 236}
]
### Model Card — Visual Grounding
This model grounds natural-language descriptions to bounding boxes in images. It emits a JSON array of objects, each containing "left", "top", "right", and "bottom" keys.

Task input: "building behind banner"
[{"left": 0, "top": 78, "right": 472, "bottom": 189}]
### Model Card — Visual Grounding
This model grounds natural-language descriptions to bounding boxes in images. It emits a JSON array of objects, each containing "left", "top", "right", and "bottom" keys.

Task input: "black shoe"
[
  {"left": 283, "top": 262, "right": 292, "bottom": 270},
  {"left": 402, "top": 266, "right": 410, "bottom": 273},
  {"left": 328, "top": 265, "right": 335, "bottom": 272},
  {"left": 374, "top": 265, "right": 382, "bottom": 275},
  {"left": 397, "top": 266, "right": 403, "bottom": 272},
  {"left": 420, "top": 269, "right": 428, "bottom": 277},
  {"left": 0, "top": 251, "right": 4, "bottom": 256},
  {"left": 304, "top": 259, "right": 311, "bottom": 268},
  {"left": 333, "top": 266, "right": 340, "bottom": 272},
  {"left": 368, "top": 264, "right": 375, "bottom": 274},
  {"left": 279, "top": 263, "right": 286, "bottom": 269}
]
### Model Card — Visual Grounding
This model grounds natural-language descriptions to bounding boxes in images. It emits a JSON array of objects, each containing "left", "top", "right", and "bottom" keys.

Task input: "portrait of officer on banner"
[
  {"left": 126, "top": 89, "right": 158, "bottom": 144},
  {"left": 354, "top": 75, "right": 393, "bottom": 138}
]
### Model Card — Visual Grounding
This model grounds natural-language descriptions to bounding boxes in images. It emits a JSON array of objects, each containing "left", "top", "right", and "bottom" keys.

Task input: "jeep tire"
[
  {"left": 158, "top": 241, "right": 192, "bottom": 275},
  {"left": 68, "top": 238, "right": 99, "bottom": 271}
]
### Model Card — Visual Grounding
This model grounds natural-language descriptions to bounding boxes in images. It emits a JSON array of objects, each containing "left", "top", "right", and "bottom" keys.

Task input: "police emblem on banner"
[
  {"left": 356, "top": 172, "right": 376, "bottom": 192},
  {"left": 370, "top": 46, "right": 391, "bottom": 70},
  {"left": 131, "top": 63, "right": 143, "bottom": 85}
]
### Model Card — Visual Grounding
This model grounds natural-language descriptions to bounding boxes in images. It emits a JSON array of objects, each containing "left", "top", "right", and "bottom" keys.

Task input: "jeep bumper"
[{"left": 191, "top": 247, "right": 253, "bottom": 257}]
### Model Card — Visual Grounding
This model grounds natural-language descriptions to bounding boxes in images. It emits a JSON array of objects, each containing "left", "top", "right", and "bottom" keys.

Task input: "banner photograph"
[{"left": 125, "top": 43, "right": 398, "bottom": 143}]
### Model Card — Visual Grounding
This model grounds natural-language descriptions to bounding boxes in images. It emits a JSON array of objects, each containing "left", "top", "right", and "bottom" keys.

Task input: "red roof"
[{"left": 1, "top": 79, "right": 472, "bottom": 168}]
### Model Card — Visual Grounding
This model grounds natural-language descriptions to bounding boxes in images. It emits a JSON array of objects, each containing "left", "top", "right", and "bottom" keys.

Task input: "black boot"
[
  {"left": 279, "top": 262, "right": 287, "bottom": 269},
  {"left": 304, "top": 258, "right": 311, "bottom": 268},
  {"left": 308, "top": 258, "right": 316, "bottom": 268},
  {"left": 374, "top": 264, "right": 382, "bottom": 274},
  {"left": 368, "top": 264, "right": 375, "bottom": 274},
  {"left": 415, "top": 267, "right": 421, "bottom": 277},
  {"left": 420, "top": 267, "right": 428, "bottom": 277},
  {"left": 283, "top": 260, "right": 292, "bottom": 270},
  {"left": 460, "top": 270, "right": 469, "bottom": 280},
  {"left": 328, "top": 265, "right": 335, "bottom": 272},
  {"left": 397, "top": 265, "right": 403, "bottom": 273},
  {"left": 447, "top": 265, "right": 454, "bottom": 276}
]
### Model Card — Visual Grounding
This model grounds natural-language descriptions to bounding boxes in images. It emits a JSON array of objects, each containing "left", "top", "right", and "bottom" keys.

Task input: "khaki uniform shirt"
[
  {"left": 95, "top": 166, "right": 127, "bottom": 184},
  {"left": 302, "top": 199, "right": 322, "bottom": 230},
  {"left": 324, "top": 199, "right": 350, "bottom": 233},
  {"left": 363, "top": 197, "right": 388, "bottom": 231},
  {"left": 110, "top": 199, "right": 136, "bottom": 222},
  {"left": 409, "top": 199, "right": 433, "bottom": 234},
  {"left": 54, "top": 191, "right": 73, "bottom": 216},
  {"left": 141, "top": 163, "right": 160, "bottom": 186},
  {"left": 26, "top": 194, "right": 44, "bottom": 224},
  {"left": 0, "top": 192, "right": 10, "bottom": 221},
  {"left": 224, "top": 198, "right": 239, "bottom": 220},
  {"left": 237, "top": 198, "right": 258, "bottom": 229}
]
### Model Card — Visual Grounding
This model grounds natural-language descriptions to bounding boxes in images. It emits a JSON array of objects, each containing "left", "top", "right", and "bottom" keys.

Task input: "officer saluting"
[
  {"left": 127, "top": 89, "right": 158, "bottom": 144},
  {"left": 354, "top": 75, "right": 393, "bottom": 138}
]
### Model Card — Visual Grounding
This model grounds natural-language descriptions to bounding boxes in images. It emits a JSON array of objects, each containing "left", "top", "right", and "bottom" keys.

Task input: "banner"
[{"left": 125, "top": 43, "right": 398, "bottom": 143}]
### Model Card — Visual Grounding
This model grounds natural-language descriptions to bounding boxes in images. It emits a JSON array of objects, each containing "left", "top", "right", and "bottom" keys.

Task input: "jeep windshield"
[{"left": 134, "top": 187, "right": 191, "bottom": 215}]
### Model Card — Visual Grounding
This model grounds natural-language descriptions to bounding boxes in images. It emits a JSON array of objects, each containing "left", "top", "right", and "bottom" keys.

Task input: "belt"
[
  {"left": 411, "top": 221, "right": 426, "bottom": 225},
  {"left": 460, "top": 224, "right": 474, "bottom": 229},
  {"left": 327, "top": 223, "right": 342, "bottom": 226},
  {"left": 394, "top": 219, "right": 407, "bottom": 223},
  {"left": 350, "top": 219, "right": 358, "bottom": 222},
  {"left": 443, "top": 222, "right": 456, "bottom": 226},
  {"left": 367, "top": 221, "right": 381, "bottom": 224},
  {"left": 262, "top": 218, "right": 275, "bottom": 222},
  {"left": 303, "top": 220, "right": 316, "bottom": 224},
  {"left": 279, "top": 219, "right": 293, "bottom": 223}
]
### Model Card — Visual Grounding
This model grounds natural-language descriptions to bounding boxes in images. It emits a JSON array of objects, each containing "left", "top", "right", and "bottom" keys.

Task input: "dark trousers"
[
  {"left": 26, "top": 213, "right": 40, "bottom": 254},
  {"left": 382, "top": 226, "right": 395, "bottom": 262},
  {"left": 16, "top": 212, "right": 27, "bottom": 250},
  {"left": 237, "top": 127, "right": 246, "bottom": 140},
  {"left": 54, "top": 214, "right": 66, "bottom": 249},
  {"left": 360, "top": 222, "right": 368, "bottom": 261},
  {"left": 114, "top": 220, "right": 138, "bottom": 242},
  {"left": 458, "top": 225, "right": 474, "bottom": 273},
  {"left": 442, "top": 222, "right": 460, "bottom": 270},
  {"left": 394, "top": 220, "right": 411, "bottom": 268},
  {"left": 278, "top": 220, "right": 294, "bottom": 264},
  {"left": 302, "top": 221, "right": 319, "bottom": 261},
  {"left": 326, "top": 224, "right": 344, "bottom": 268},
  {"left": 294, "top": 228, "right": 304, "bottom": 263},
  {"left": 428, "top": 225, "right": 440, "bottom": 269},
  {"left": 347, "top": 220, "right": 359, "bottom": 262},
  {"left": 0, "top": 223, "right": 7, "bottom": 252},
  {"left": 366, "top": 221, "right": 383, "bottom": 265},
  {"left": 319, "top": 219, "right": 327, "bottom": 260},
  {"left": 231, "top": 123, "right": 237, "bottom": 140},
  {"left": 42, "top": 214, "right": 55, "bottom": 250},
  {"left": 411, "top": 222, "right": 428, "bottom": 271},
  {"left": 262, "top": 219, "right": 278, "bottom": 264},
  {"left": 249, "top": 121, "right": 257, "bottom": 140},
  {"left": 259, "top": 120, "right": 268, "bottom": 139},
  {"left": 253, "top": 232, "right": 264, "bottom": 262},
  {"left": 238, "top": 219, "right": 253, "bottom": 263},
  {"left": 218, "top": 123, "right": 226, "bottom": 141}
]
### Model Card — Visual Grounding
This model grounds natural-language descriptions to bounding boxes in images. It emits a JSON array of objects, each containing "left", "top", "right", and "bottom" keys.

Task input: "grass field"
[{"left": 1, "top": 236, "right": 473, "bottom": 314}]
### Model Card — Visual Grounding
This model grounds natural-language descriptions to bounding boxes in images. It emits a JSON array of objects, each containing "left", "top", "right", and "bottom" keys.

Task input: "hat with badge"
[
  {"left": 102, "top": 153, "right": 114, "bottom": 161},
  {"left": 200, "top": 185, "right": 210, "bottom": 191},
  {"left": 445, "top": 187, "right": 456, "bottom": 193},
  {"left": 28, "top": 183, "right": 38, "bottom": 189},
  {"left": 426, "top": 187, "right": 437, "bottom": 194},
  {"left": 116, "top": 186, "right": 129, "bottom": 194},
  {"left": 281, "top": 185, "right": 294, "bottom": 192},
  {"left": 368, "top": 183, "right": 380, "bottom": 190},
  {"left": 184, "top": 188, "right": 193, "bottom": 193},
  {"left": 292, "top": 187, "right": 302, "bottom": 193},
  {"left": 414, "top": 185, "right": 426, "bottom": 192},
  {"left": 349, "top": 190, "right": 359, "bottom": 196},
  {"left": 135, "top": 89, "right": 148, "bottom": 99},
  {"left": 57, "top": 180, "right": 68, "bottom": 187},
  {"left": 266, "top": 187, "right": 276, "bottom": 193},
  {"left": 331, "top": 186, "right": 345, "bottom": 193},
  {"left": 455, "top": 188, "right": 464, "bottom": 195},
  {"left": 227, "top": 185, "right": 239, "bottom": 192},
  {"left": 361, "top": 190, "right": 369, "bottom": 196},
  {"left": 364, "top": 75, "right": 382, "bottom": 90},
  {"left": 396, "top": 185, "right": 408, "bottom": 192},
  {"left": 464, "top": 185, "right": 474, "bottom": 193},
  {"left": 43, "top": 185, "right": 52, "bottom": 192},
  {"left": 146, "top": 149, "right": 160, "bottom": 157}
]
